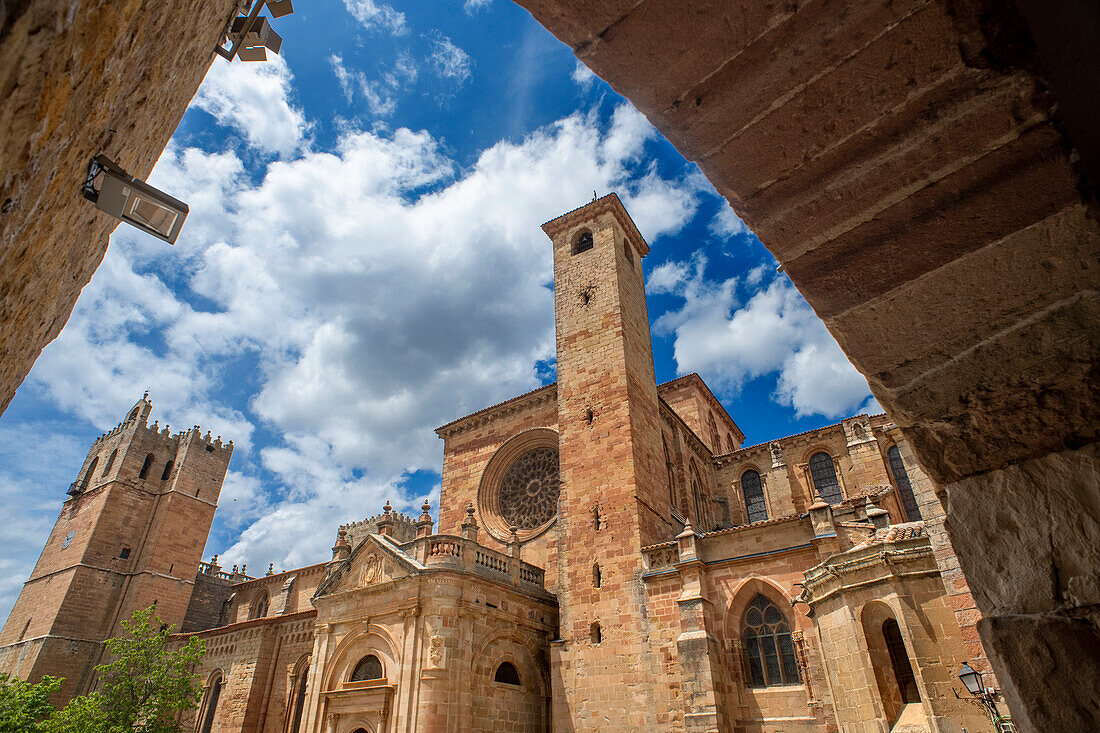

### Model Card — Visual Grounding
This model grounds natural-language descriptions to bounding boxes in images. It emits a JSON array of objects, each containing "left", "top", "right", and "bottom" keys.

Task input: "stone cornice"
[
  {"left": 435, "top": 384, "right": 556, "bottom": 439},
  {"left": 540, "top": 192, "right": 650, "bottom": 256}
]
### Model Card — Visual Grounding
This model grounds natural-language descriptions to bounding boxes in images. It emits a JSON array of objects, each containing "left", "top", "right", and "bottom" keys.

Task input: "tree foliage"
[
  {"left": 0, "top": 673, "right": 61, "bottom": 732},
  {"left": 48, "top": 607, "right": 205, "bottom": 733}
]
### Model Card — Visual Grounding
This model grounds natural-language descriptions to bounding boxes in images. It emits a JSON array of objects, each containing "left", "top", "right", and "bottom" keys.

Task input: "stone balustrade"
[{"left": 403, "top": 534, "right": 545, "bottom": 591}]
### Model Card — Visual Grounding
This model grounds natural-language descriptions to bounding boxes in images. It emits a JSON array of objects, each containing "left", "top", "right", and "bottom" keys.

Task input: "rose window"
[{"left": 498, "top": 447, "right": 560, "bottom": 530}]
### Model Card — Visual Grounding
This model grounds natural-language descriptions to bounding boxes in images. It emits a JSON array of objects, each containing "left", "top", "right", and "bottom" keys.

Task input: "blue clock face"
[{"left": 62, "top": 530, "right": 75, "bottom": 549}]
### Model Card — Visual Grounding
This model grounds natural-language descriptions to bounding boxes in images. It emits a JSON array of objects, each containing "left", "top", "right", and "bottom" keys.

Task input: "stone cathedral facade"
[{"left": 0, "top": 197, "right": 1000, "bottom": 732}]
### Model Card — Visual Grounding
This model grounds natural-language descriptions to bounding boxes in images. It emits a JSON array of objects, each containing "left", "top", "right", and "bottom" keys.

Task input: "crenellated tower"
[
  {"left": 543, "top": 194, "right": 668, "bottom": 729},
  {"left": 0, "top": 394, "right": 232, "bottom": 701}
]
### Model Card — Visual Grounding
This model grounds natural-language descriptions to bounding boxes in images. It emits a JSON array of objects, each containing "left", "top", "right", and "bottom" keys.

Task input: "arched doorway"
[{"left": 860, "top": 603, "right": 921, "bottom": 726}]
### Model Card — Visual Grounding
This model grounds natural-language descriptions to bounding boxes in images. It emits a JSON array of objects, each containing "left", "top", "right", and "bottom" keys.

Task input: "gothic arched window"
[
  {"left": 887, "top": 446, "right": 921, "bottom": 522},
  {"left": 494, "top": 661, "right": 521, "bottom": 686},
  {"left": 160, "top": 460, "right": 174, "bottom": 481},
  {"left": 689, "top": 461, "right": 705, "bottom": 527},
  {"left": 664, "top": 440, "right": 676, "bottom": 508},
  {"left": 80, "top": 457, "right": 99, "bottom": 492},
  {"left": 139, "top": 453, "right": 155, "bottom": 480},
  {"left": 741, "top": 470, "right": 768, "bottom": 523},
  {"left": 883, "top": 619, "right": 920, "bottom": 703},
  {"left": 350, "top": 654, "right": 384, "bottom": 681},
  {"left": 707, "top": 413, "right": 720, "bottom": 452},
  {"left": 741, "top": 594, "right": 800, "bottom": 687},
  {"left": 289, "top": 663, "right": 309, "bottom": 733},
  {"left": 102, "top": 449, "right": 117, "bottom": 477},
  {"left": 809, "top": 452, "right": 842, "bottom": 505},
  {"left": 571, "top": 230, "right": 593, "bottom": 255},
  {"left": 199, "top": 673, "right": 222, "bottom": 733},
  {"left": 249, "top": 591, "right": 268, "bottom": 620}
]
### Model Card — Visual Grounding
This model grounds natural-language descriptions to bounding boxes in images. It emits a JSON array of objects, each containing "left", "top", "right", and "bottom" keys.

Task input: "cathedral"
[{"left": 0, "top": 196, "right": 1000, "bottom": 732}]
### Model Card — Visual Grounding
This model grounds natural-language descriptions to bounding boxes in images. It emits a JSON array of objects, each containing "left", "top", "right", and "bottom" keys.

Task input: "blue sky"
[{"left": 0, "top": 0, "right": 878, "bottom": 620}]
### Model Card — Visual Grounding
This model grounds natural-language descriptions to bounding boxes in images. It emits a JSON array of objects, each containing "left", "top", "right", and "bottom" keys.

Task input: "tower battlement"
[{"left": 0, "top": 393, "right": 233, "bottom": 702}]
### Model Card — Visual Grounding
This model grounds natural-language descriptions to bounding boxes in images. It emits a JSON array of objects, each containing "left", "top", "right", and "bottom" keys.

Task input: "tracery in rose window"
[{"left": 498, "top": 447, "right": 560, "bottom": 530}]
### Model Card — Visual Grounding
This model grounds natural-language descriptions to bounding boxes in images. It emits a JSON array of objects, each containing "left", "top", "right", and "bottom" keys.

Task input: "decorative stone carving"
[
  {"left": 499, "top": 447, "right": 559, "bottom": 530},
  {"left": 428, "top": 634, "right": 445, "bottom": 668},
  {"left": 362, "top": 554, "right": 381, "bottom": 585},
  {"left": 770, "top": 441, "right": 785, "bottom": 468}
]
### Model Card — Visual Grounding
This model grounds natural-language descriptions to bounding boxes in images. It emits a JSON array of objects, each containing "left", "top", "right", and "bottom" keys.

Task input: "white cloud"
[
  {"left": 331, "top": 53, "right": 416, "bottom": 117},
  {"left": 192, "top": 56, "right": 307, "bottom": 158},
  {"left": 710, "top": 203, "right": 749, "bottom": 238},
  {"left": 654, "top": 255, "right": 873, "bottom": 418},
  {"left": 343, "top": 0, "right": 406, "bottom": 34},
  {"left": 26, "top": 103, "right": 703, "bottom": 574},
  {"left": 572, "top": 61, "right": 596, "bottom": 89},
  {"left": 464, "top": 0, "right": 492, "bottom": 13},
  {"left": 429, "top": 33, "right": 472, "bottom": 83}
]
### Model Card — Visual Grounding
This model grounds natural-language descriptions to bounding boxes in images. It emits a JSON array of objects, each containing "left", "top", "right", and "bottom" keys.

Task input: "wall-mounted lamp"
[
  {"left": 216, "top": 0, "right": 294, "bottom": 62},
  {"left": 82, "top": 155, "right": 189, "bottom": 244}
]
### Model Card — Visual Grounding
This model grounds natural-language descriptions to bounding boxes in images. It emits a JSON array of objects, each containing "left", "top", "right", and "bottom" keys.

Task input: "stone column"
[{"left": 674, "top": 523, "right": 726, "bottom": 732}]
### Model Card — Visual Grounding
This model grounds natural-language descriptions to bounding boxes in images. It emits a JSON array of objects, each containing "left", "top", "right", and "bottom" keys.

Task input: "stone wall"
[
  {"left": 183, "top": 570, "right": 234, "bottom": 633},
  {"left": 511, "top": 4, "right": 1098, "bottom": 728},
  {"left": 0, "top": 0, "right": 241, "bottom": 414},
  {"left": 804, "top": 534, "right": 991, "bottom": 732}
]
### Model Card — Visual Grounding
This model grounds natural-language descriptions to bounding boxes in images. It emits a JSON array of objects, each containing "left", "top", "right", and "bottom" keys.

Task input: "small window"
[
  {"left": 102, "top": 449, "right": 117, "bottom": 476},
  {"left": 592, "top": 563, "right": 601, "bottom": 588},
  {"left": 249, "top": 591, "right": 269, "bottom": 620},
  {"left": 571, "top": 230, "right": 593, "bottom": 255},
  {"left": 622, "top": 238, "right": 634, "bottom": 266},
  {"left": 119, "top": 547, "right": 131, "bottom": 559},
  {"left": 139, "top": 454, "right": 155, "bottom": 480},
  {"left": 590, "top": 622, "right": 602, "bottom": 644},
  {"left": 887, "top": 446, "right": 921, "bottom": 522},
  {"left": 809, "top": 452, "right": 842, "bottom": 505},
  {"left": 741, "top": 470, "right": 768, "bottom": 523},
  {"left": 350, "top": 654, "right": 383, "bottom": 681},
  {"left": 494, "top": 661, "right": 521, "bottom": 686},
  {"left": 80, "top": 457, "right": 99, "bottom": 492},
  {"left": 593, "top": 505, "right": 602, "bottom": 531},
  {"left": 161, "top": 460, "right": 173, "bottom": 481},
  {"left": 199, "top": 674, "right": 222, "bottom": 733}
]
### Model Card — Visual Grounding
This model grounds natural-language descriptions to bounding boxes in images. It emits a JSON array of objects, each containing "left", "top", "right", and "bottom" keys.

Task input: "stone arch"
[
  {"left": 249, "top": 589, "right": 269, "bottom": 619},
  {"left": 286, "top": 654, "right": 311, "bottom": 733},
  {"left": 472, "top": 629, "right": 547, "bottom": 695},
  {"left": 197, "top": 668, "right": 225, "bottom": 733},
  {"left": 570, "top": 227, "right": 594, "bottom": 255},
  {"left": 336, "top": 720, "right": 375, "bottom": 733},
  {"left": 470, "top": 630, "right": 548, "bottom": 732},
  {"left": 688, "top": 458, "right": 707, "bottom": 528},
  {"left": 723, "top": 576, "right": 797, "bottom": 641},
  {"left": 860, "top": 600, "right": 920, "bottom": 727},
  {"left": 80, "top": 455, "right": 98, "bottom": 491},
  {"left": 322, "top": 625, "right": 401, "bottom": 691},
  {"left": 101, "top": 448, "right": 117, "bottom": 476},
  {"left": 477, "top": 427, "right": 560, "bottom": 543},
  {"left": 803, "top": 447, "right": 842, "bottom": 505},
  {"left": 884, "top": 443, "right": 921, "bottom": 522},
  {"left": 739, "top": 466, "right": 768, "bottom": 524}
]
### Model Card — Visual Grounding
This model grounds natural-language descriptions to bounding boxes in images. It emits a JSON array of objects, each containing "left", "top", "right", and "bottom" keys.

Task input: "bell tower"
[
  {"left": 0, "top": 394, "right": 232, "bottom": 702},
  {"left": 542, "top": 194, "right": 667, "bottom": 728}
]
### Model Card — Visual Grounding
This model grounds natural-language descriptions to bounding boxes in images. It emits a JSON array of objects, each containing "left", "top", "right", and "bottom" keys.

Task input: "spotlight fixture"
[
  {"left": 82, "top": 155, "right": 189, "bottom": 244},
  {"left": 216, "top": 0, "right": 294, "bottom": 62}
]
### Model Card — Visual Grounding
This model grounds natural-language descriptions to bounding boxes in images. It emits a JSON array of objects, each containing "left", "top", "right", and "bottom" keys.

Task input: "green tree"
[
  {"left": 0, "top": 673, "right": 61, "bottom": 732},
  {"left": 48, "top": 607, "right": 205, "bottom": 733}
]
